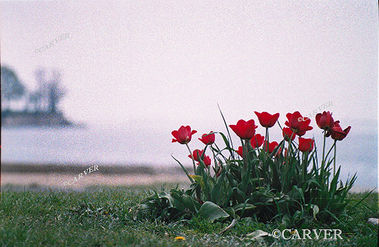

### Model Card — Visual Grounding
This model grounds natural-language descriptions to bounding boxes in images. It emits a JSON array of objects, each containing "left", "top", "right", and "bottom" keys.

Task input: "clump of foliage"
[{"left": 137, "top": 110, "right": 357, "bottom": 228}]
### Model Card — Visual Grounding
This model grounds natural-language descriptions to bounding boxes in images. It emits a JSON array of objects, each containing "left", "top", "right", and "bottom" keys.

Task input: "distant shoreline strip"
[{"left": 1, "top": 163, "right": 188, "bottom": 175}]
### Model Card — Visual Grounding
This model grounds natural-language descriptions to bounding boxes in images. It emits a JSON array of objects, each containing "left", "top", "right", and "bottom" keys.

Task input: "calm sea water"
[{"left": 1, "top": 126, "right": 377, "bottom": 189}]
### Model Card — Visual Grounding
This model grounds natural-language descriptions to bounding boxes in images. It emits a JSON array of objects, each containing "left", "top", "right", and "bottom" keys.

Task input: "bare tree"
[
  {"left": 32, "top": 68, "right": 65, "bottom": 113},
  {"left": 1, "top": 66, "right": 25, "bottom": 111},
  {"left": 27, "top": 91, "right": 42, "bottom": 112},
  {"left": 47, "top": 70, "right": 65, "bottom": 113},
  {"left": 33, "top": 69, "right": 47, "bottom": 111}
]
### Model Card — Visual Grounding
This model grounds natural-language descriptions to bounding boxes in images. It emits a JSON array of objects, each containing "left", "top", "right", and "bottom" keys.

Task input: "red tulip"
[
  {"left": 172, "top": 126, "right": 197, "bottom": 144},
  {"left": 199, "top": 132, "right": 215, "bottom": 145},
  {"left": 188, "top": 149, "right": 204, "bottom": 161},
  {"left": 250, "top": 134, "right": 264, "bottom": 148},
  {"left": 254, "top": 111, "right": 280, "bottom": 128},
  {"left": 328, "top": 121, "right": 351, "bottom": 141},
  {"left": 236, "top": 146, "right": 244, "bottom": 157},
  {"left": 229, "top": 119, "right": 258, "bottom": 139},
  {"left": 315, "top": 111, "right": 334, "bottom": 130},
  {"left": 285, "top": 111, "right": 313, "bottom": 136},
  {"left": 196, "top": 156, "right": 211, "bottom": 167},
  {"left": 263, "top": 141, "right": 279, "bottom": 153},
  {"left": 203, "top": 155, "right": 212, "bottom": 167},
  {"left": 282, "top": 127, "right": 296, "bottom": 141},
  {"left": 298, "top": 137, "right": 314, "bottom": 152}
]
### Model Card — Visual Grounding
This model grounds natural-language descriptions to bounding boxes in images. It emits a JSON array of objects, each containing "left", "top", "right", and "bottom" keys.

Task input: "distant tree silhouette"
[
  {"left": 33, "top": 69, "right": 47, "bottom": 111},
  {"left": 27, "top": 90, "right": 42, "bottom": 112},
  {"left": 47, "top": 70, "right": 65, "bottom": 113},
  {"left": 1, "top": 66, "right": 66, "bottom": 114},
  {"left": 1, "top": 66, "right": 25, "bottom": 110},
  {"left": 32, "top": 68, "right": 65, "bottom": 113}
]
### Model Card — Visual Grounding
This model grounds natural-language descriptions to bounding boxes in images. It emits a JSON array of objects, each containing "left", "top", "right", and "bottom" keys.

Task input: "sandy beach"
[
  {"left": 1, "top": 172, "right": 189, "bottom": 189},
  {"left": 1, "top": 163, "right": 374, "bottom": 192},
  {"left": 1, "top": 163, "right": 190, "bottom": 189}
]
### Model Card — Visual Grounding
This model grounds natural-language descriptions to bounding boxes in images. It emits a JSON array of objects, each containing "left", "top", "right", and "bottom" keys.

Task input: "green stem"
[
  {"left": 265, "top": 127, "right": 269, "bottom": 152},
  {"left": 333, "top": 140, "right": 337, "bottom": 176},
  {"left": 241, "top": 139, "right": 248, "bottom": 169},
  {"left": 321, "top": 131, "right": 326, "bottom": 167},
  {"left": 320, "top": 132, "right": 326, "bottom": 185},
  {"left": 210, "top": 145, "right": 218, "bottom": 170},
  {"left": 185, "top": 145, "right": 202, "bottom": 203},
  {"left": 287, "top": 131, "right": 296, "bottom": 163},
  {"left": 325, "top": 142, "right": 336, "bottom": 161},
  {"left": 303, "top": 152, "right": 308, "bottom": 182},
  {"left": 186, "top": 143, "right": 196, "bottom": 174}
]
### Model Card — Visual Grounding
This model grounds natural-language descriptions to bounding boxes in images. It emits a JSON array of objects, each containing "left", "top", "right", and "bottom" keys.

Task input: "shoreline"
[
  {"left": 1, "top": 172, "right": 189, "bottom": 189},
  {"left": 1, "top": 163, "right": 191, "bottom": 189},
  {"left": 1, "top": 162, "right": 188, "bottom": 175},
  {"left": 1, "top": 163, "right": 376, "bottom": 192},
  {"left": 1, "top": 171, "right": 373, "bottom": 192}
]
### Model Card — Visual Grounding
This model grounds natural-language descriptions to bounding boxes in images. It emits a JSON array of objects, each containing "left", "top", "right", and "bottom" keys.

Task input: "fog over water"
[{"left": 2, "top": 118, "right": 377, "bottom": 189}]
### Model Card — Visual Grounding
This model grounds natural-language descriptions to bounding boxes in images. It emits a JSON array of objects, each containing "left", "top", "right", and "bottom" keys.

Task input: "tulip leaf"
[
  {"left": 172, "top": 155, "right": 194, "bottom": 183},
  {"left": 170, "top": 191, "right": 198, "bottom": 213},
  {"left": 233, "top": 203, "right": 256, "bottom": 212},
  {"left": 217, "top": 104, "right": 234, "bottom": 150},
  {"left": 198, "top": 201, "right": 229, "bottom": 222},
  {"left": 189, "top": 175, "right": 205, "bottom": 189},
  {"left": 246, "top": 230, "right": 270, "bottom": 239},
  {"left": 157, "top": 192, "right": 174, "bottom": 208},
  {"left": 219, "top": 218, "right": 237, "bottom": 234}
]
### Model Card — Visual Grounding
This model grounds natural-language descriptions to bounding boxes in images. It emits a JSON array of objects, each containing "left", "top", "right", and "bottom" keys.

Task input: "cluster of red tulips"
[
  {"left": 172, "top": 111, "right": 351, "bottom": 171},
  {"left": 172, "top": 126, "right": 215, "bottom": 169},
  {"left": 139, "top": 110, "right": 354, "bottom": 225}
]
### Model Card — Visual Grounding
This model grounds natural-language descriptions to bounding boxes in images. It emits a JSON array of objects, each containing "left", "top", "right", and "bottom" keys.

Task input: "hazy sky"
[{"left": 1, "top": 0, "right": 377, "bottom": 130}]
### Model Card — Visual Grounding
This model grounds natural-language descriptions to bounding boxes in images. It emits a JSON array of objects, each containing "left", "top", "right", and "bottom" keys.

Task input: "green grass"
[{"left": 0, "top": 185, "right": 377, "bottom": 247}]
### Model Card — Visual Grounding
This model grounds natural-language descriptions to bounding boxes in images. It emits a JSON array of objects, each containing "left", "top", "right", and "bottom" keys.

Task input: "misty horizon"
[{"left": 1, "top": 0, "right": 377, "bottom": 130}]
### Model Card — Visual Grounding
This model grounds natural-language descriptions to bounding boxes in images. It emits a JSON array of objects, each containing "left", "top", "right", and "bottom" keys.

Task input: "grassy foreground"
[{"left": 0, "top": 185, "right": 377, "bottom": 247}]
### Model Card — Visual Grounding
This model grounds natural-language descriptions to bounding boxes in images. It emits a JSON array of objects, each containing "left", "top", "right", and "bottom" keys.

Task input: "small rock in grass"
[{"left": 367, "top": 218, "right": 378, "bottom": 225}]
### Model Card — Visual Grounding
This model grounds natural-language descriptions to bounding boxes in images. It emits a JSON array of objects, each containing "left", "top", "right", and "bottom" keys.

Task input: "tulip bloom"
[
  {"left": 236, "top": 146, "right": 244, "bottom": 157},
  {"left": 199, "top": 132, "right": 215, "bottom": 145},
  {"left": 250, "top": 134, "right": 264, "bottom": 148},
  {"left": 328, "top": 121, "right": 351, "bottom": 141},
  {"left": 254, "top": 111, "right": 280, "bottom": 128},
  {"left": 202, "top": 155, "right": 212, "bottom": 167},
  {"left": 282, "top": 127, "right": 295, "bottom": 141},
  {"left": 263, "top": 141, "right": 279, "bottom": 153},
  {"left": 229, "top": 119, "right": 257, "bottom": 139},
  {"left": 285, "top": 111, "right": 313, "bottom": 136},
  {"left": 188, "top": 149, "right": 204, "bottom": 161},
  {"left": 315, "top": 111, "right": 334, "bottom": 130},
  {"left": 298, "top": 137, "right": 314, "bottom": 152},
  {"left": 172, "top": 126, "right": 197, "bottom": 144}
]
